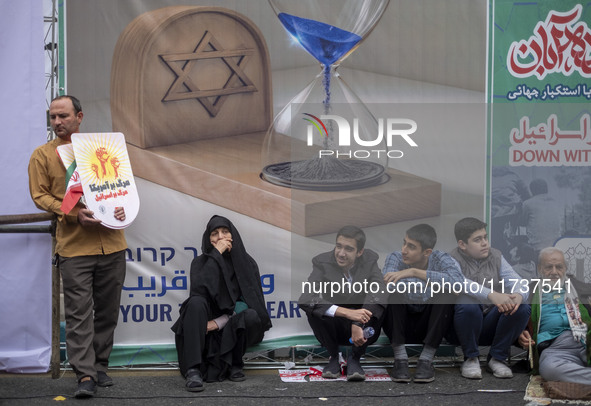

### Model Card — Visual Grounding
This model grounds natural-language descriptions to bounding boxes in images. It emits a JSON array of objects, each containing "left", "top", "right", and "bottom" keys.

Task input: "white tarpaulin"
[{"left": 0, "top": 0, "right": 51, "bottom": 373}]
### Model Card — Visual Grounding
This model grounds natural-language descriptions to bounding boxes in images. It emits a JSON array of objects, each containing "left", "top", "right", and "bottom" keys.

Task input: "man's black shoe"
[
  {"left": 346, "top": 355, "right": 365, "bottom": 381},
  {"left": 97, "top": 371, "right": 113, "bottom": 387},
  {"left": 414, "top": 359, "right": 435, "bottom": 383},
  {"left": 185, "top": 368, "right": 204, "bottom": 392},
  {"left": 74, "top": 378, "right": 97, "bottom": 398},
  {"left": 390, "top": 360, "right": 411, "bottom": 383},
  {"left": 322, "top": 356, "right": 341, "bottom": 379}
]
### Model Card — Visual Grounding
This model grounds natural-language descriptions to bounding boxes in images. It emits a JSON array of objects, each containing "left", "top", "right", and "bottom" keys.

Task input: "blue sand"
[
  {"left": 279, "top": 13, "right": 362, "bottom": 108},
  {"left": 278, "top": 13, "right": 362, "bottom": 66}
]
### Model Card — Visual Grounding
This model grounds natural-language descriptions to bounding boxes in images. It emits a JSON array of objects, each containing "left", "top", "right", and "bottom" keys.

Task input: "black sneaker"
[
  {"left": 74, "top": 378, "right": 97, "bottom": 398},
  {"left": 322, "top": 356, "right": 341, "bottom": 379},
  {"left": 346, "top": 355, "right": 365, "bottom": 381},
  {"left": 185, "top": 368, "right": 204, "bottom": 392},
  {"left": 391, "top": 359, "right": 411, "bottom": 383},
  {"left": 414, "top": 359, "right": 435, "bottom": 383},
  {"left": 97, "top": 371, "right": 113, "bottom": 387}
]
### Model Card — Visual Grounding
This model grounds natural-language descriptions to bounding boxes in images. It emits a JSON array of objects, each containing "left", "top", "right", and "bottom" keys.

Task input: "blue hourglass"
[{"left": 262, "top": 0, "right": 391, "bottom": 190}]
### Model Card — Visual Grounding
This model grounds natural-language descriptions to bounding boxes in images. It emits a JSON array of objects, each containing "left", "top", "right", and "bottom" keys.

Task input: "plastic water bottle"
[{"left": 349, "top": 326, "right": 375, "bottom": 344}]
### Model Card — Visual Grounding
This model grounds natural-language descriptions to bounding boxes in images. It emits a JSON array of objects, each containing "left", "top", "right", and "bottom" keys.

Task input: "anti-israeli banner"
[
  {"left": 4, "top": 0, "right": 494, "bottom": 370},
  {"left": 488, "top": 0, "right": 591, "bottom": 282}
]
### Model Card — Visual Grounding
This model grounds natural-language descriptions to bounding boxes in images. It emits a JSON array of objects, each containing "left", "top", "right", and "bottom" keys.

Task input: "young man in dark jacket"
[{"left": 299, "top": 225, "right": 387, "bottom": 381}]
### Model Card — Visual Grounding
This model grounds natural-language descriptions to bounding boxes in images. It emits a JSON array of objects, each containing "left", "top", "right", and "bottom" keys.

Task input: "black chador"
[{"left": 172, "top": 216, "right": 272, "bottom": 381}]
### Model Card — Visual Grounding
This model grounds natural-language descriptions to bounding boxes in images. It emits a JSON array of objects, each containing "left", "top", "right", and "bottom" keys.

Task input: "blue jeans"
[{"left": 451, "top": 295, "right": 530, "bottom": 361}]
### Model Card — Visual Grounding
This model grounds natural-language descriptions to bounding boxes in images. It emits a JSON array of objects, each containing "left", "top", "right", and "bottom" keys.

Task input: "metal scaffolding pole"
[
  {"left": 41, "top": 0, "right": 61, "bottom": 377},
  {"left": 44, "top": 0, "right": 59, "bottom": 141}
]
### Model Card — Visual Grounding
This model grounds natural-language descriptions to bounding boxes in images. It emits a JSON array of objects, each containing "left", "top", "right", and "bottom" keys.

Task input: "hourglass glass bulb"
[{"left": 262, "top": 0, "right": 391, "bottom": 191}]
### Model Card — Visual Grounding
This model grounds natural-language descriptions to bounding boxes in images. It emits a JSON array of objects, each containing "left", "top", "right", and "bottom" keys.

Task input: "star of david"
[{"left": 159, "top": 31, "right": 257, "bottom": 117}]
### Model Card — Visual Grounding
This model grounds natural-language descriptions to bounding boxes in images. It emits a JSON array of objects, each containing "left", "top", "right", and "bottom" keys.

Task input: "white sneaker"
[
  {"left": 487, "top": 358, "right": 513, "bottom": 378},
  {"left": 460, "top": 357, "right": 482, "bottom": 379}
]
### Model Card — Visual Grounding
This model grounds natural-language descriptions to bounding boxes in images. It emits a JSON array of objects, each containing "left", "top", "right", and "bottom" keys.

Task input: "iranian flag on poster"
[
  {"left": 56, "top": 143, "right": 84, "bottom": 214},
  {"left": 71, "top": 132, "right": 140, "bottom": 229}
]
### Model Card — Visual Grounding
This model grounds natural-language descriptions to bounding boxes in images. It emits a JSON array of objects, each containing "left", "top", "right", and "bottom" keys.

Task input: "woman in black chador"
[{"left": 172, "top": 215, "right": 272, "bottom": 391}]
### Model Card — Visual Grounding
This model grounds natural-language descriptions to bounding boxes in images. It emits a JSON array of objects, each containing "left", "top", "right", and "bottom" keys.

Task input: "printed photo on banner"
[{"left": 487, "top": 0, "right": 591, "bottom": 281}]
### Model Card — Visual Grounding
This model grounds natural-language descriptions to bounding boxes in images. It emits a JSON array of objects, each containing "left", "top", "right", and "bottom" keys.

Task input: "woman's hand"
[
  {"left": 206, "top": 320, "right": 219, "bottom": 333},
  {"left": 213, "top": 238, "right": 233, "bottom": 254}
]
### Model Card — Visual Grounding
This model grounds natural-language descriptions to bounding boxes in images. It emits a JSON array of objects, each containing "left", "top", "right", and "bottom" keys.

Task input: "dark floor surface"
[{"left": 0, "top": 364, "right": 565, "bottom": 406}]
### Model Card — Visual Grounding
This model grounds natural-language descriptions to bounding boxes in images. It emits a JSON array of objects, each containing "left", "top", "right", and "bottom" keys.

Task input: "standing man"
[
  {"left": 449, "top": 217, "right": 530, "bottom": 380},
  {"left": 28, "top": 95, "right": 128, "bottom": 398},
  {"left": 299, "top": 226, "right": 387, "bottom": 381},
  {"left": 383, "top": 224, "right": 463, "bottom": 383}
]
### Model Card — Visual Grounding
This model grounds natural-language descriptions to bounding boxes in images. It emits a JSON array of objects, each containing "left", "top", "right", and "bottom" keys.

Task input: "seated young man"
[
  {"left": 449, "top": 217, "right": 530, "bottom": 379},
  {"left": 298, "top": 225, "right": 387, "bottom": 381},
  {"left": 382, "top": 224, "right": 463, "bottom": 383}
]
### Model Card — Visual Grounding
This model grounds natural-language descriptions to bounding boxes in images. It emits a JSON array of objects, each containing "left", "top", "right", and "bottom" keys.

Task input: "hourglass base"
[
  {"left": 125, "top": 132, "right": 441, "bottom": 236},
  {"left": 261, "top": 158, "right": 389, "bottom": 191}
]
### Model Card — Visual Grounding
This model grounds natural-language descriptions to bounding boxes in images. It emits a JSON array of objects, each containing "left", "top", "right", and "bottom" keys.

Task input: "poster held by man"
[{"left": 71, "top": 132, "right": 140, "bottom": 229}]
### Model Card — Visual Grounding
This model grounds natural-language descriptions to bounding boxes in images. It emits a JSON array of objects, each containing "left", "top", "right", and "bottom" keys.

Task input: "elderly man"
[{"left": 518, "top": 247, "right": 591, "bottom": 384}]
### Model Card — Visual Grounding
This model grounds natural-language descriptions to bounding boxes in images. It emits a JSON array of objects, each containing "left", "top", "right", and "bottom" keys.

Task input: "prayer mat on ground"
[
  {"left": 279, "top": 367, "right": 391, "bottom": 382},
  {"left": 525, "top": 375, "right": 591, "bottom": 404}
]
